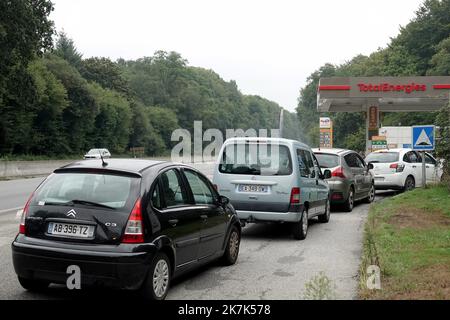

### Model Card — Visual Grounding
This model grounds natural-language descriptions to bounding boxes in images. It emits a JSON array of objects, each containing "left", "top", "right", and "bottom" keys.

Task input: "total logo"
[{"left": 358, "top": 83, "right": 427, "bottom": 94}]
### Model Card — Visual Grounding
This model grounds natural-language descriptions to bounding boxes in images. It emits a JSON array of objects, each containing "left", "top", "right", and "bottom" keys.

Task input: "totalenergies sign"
[{"left": 357, "top": 83, "right": 427, "bottom": 94}]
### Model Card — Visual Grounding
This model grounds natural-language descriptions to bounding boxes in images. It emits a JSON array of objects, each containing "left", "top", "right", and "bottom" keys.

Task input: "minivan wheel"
[
  {"left": 292, "top": 208, "right": 308, "bottom": 240},
  {"left": 364, "top": 184, "right": 375, "bottom": 203},
  {"left": 222, "top": 226, "right": 241, "bottom": 266},
  {"left": 18, "top": 276, "right": 49, "bottom": 292},
  {"left": 404, "top": 176, "right": 415, "bottom": 192},
  {"left": 140, "top": 252, "right": 171, "bottom": 300},
  {"left": 344, "top": 188, "right": 354, "bottom": 212},
  {"left": 318, "top": 198, "right": 331, "bottom": 223}
]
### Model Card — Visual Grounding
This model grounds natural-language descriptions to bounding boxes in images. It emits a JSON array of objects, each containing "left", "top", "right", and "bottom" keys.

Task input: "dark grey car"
[{"left": 312, "top": 149, "right": 375, "bottom": 212}]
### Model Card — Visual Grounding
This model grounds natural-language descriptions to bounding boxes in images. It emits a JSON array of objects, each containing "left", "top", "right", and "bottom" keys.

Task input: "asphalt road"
[{"left": 0, "top": 162, "right": 393, "bottom": 300}]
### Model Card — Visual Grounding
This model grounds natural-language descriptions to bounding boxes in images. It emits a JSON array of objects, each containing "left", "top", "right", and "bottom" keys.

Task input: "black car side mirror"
[
  {"left": 218, "top": 195, "right": 230, "bottom": 206},
  {"left": 323, "top": 169, "right": 332, "bottom": 180},
  {"left": 367, "top": 163, "right": 374, "bottom": 170}
]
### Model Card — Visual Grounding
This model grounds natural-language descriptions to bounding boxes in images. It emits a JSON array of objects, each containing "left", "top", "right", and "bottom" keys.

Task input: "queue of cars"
[{"left": 12, "top": 139, "right": 441, "bottom": 299}]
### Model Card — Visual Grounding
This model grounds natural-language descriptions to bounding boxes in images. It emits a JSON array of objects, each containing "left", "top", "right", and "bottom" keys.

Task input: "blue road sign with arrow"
[{"left": 412, "top": 125, "right": 435, "bottom": 151}]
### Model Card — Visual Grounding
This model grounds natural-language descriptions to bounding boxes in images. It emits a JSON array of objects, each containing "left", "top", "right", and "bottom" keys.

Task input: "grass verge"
[{"left": 359, "top": 185, "right": 450, "bottom": 300}]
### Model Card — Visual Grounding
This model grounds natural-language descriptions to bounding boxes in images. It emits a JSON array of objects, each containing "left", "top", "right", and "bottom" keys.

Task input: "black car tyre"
[
  {"left": 292, "top": 208, "right": 308, "bottom": 240},
  {"left": 404, "top": 176, "right": 415, "bottom": 192},
  {"left": 140, "top": 252, "right": 171, "bottom": 300},
  {"left": 318, "top": 198, "right": 331, "bottom": 223},
  {"left": 221, "top": 226, "right": 241, "bottom": 266},
  {"left": 18, "top": 276, "right": 49, "bottom": 292},
  {"left": 344, "top": 187, "right": 354, "bottom": 212},
  {"left": 364, "top": 184, "right": 376, "bottom": 203}
]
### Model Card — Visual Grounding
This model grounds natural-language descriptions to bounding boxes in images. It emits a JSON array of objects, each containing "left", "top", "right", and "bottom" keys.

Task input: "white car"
[
  {"left": 365, "top": 149, "right": 442, "bottom": 191},
  {"left": 84, "top": 148, "right": 111, "bottom": 159}
]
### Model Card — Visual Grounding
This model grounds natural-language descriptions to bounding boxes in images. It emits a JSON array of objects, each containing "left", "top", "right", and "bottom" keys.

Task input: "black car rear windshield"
[
  {"left": 314, "top": 153, "right": 340, "bottom": 169},
  {"left": 32, "top": 173, "right": 140, "bottom": 211},
  {"left": 365, "top": 152, "right": 400, "bottom": 164},
  {"left": 219, "top": 143, "right": 293, "bottom": 176}
]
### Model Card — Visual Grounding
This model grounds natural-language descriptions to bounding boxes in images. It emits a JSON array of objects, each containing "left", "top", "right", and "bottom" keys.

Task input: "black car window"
[
  {"left": 160, "top": 169, "right": 188, "bottom": 208},
  {"left": 151, "top": 183, "right": 162, "bottom": 210},
  {"left": 184, "top": 170, "right": 214, "bottom": 205},
  {"left": 33, "top": 173, "right": 138, "bottom": 211}
]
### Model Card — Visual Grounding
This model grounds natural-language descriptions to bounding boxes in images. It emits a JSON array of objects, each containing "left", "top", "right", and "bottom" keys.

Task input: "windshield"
[
  {"left": 219, "top": 143, "right": 292, "bottom": 176},
  {"left": 314, "top": 153, "right": 340, "bottom": 169},
  {"left": 32, "top": 173, "right": 139, "bottom": 211},
  {"left": 365, "top": 152, "right": 400, "bottom": 163}
]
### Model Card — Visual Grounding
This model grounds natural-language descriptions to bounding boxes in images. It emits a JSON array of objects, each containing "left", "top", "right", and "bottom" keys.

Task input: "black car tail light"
[
  {"left": 19, "top": 192, "right": 34, "bottom": 235},
  {"left": 122, "top": 198, "right": 144, "bottom": 243}
]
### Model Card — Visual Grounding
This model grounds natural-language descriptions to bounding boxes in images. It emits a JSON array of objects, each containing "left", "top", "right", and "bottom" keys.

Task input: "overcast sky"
[{"left": 50, "top": 0, "right": 424, "bottom": 112}]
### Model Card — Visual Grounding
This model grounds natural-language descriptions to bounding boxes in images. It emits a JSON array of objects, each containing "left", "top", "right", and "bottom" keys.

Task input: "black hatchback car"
[{"left": 12, "top": 159, "right": 241, "bottom": 300}]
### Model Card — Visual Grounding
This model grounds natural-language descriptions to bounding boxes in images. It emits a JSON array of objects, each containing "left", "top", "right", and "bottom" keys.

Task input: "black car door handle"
[
  {"left": 200, "top": 215, "right": 208, "bottom": 220},
  {"left": 168, "top": 219, "right": 179, "bottom": 226}
]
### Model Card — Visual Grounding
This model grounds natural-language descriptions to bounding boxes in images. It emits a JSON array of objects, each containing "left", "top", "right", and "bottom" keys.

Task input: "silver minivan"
[{"left": 213, "top": 138, "right": 331, "bottom": 240}]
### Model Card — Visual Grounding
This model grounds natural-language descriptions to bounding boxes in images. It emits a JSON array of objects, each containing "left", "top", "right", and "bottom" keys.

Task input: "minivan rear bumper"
[
  {"left": 237, "top": 205, "right": 304, "bottom": 223},
  {"left": 12, "top": 235, "right": 157, "bottom": 290}
]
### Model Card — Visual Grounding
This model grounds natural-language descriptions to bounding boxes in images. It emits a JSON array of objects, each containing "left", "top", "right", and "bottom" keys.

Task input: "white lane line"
[{"left": 0, "top": 207, "right": 23, "bottom": 215}]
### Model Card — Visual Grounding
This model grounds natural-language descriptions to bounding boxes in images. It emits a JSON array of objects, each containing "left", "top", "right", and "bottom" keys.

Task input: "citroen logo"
[{"left": 67, "top": 209, "right": 77, "bottom": 218}]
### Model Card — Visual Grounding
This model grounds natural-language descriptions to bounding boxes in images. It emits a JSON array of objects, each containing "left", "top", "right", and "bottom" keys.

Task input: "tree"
[
  {"left": 28, "top": 59, "right": 69, "bottom": 154},
  {"left": 88, "top": 83, "right": 132, "bottom": 153},
  {"left": 128, "top": 101, "right": 166, "bottom": 156},
  {"left": 146, "top": 106, "right": 179, "bottom": 149},
  {"left": 81, "top": 57, "right": 129, "bottom": 94},
  {"left": 53, "top": 31, "right": 83, "bottom": 70},
  {"left": 0, "top": 0, "right": 54, "bottom": 155},
  {"left": 435, "top": 103, "right": 450, "bottom": 188},
  {"left": 43, "top": 54, "right": 98, "bottom": 153},
  {"left": 428, "top": 36, "right": 450, "bottom": 76}
]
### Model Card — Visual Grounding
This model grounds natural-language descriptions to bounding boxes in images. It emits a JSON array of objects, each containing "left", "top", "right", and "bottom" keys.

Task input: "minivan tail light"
[
  {"left": 19, "top": 192, "right": 34, "bottom": 235},
  {"left": 332, "top": 166, "right": 346, "bottom": 179},
  {"left": 122, "top": 198, "right": 144, "bottom": 243},
  {"left": 290, "top": 188, "right": 301, "bottom": 204}
]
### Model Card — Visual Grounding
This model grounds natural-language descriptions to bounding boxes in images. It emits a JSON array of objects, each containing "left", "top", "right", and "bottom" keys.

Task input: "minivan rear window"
[
  {"left": 314, "top": 153, "right": 340, "bottom": 169},
  {"left": 365, "top": 152, "right": 399, "bottom": 164},
  {"left": 219, "top": 143, "right": 293, "bottom": 176},
  {"left": 32, "top": 173, "right": 140, "bottom": 211}
]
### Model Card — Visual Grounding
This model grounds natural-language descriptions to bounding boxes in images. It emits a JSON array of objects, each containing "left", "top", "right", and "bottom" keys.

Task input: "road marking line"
[{"left": 0, "top": 207, "right": 23, "bottom": 215}]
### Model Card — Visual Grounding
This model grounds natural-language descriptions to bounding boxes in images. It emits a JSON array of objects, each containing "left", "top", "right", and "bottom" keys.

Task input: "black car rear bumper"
[{"left": 12, "top": 235, "right": 157, "bottom": 290}]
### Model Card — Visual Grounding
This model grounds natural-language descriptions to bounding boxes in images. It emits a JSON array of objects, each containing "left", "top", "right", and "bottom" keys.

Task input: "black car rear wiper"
[{"left": 68, "top": 199, "right": 115, "bottom": 210}]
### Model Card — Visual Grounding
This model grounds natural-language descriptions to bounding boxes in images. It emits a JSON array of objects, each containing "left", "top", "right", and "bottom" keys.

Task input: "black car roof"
[{"left": 54, "top": 159, "right": 168, "bottom": 176}]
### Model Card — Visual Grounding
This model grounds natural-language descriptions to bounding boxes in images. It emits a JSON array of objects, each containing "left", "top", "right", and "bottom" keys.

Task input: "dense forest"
[
  {"left": 0, "top": 0, "right": 302, "bottom": 158},
  {"left": 297, "top": 0, "right": 450, "bottom": 152}
]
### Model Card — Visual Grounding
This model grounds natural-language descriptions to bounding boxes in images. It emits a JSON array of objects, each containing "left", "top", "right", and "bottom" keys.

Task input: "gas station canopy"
[{"left": 318, "top": 76, "right": 450, "bottom": 113}]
